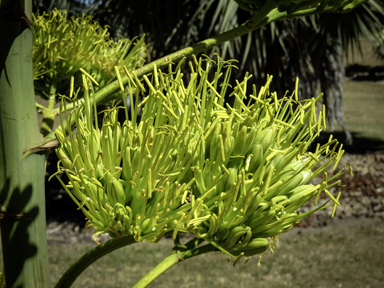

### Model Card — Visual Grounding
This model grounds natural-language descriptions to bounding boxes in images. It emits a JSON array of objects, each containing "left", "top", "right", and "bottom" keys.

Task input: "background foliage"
[{"left": 32, "top": 0, "right": 384, "bottom": 144}]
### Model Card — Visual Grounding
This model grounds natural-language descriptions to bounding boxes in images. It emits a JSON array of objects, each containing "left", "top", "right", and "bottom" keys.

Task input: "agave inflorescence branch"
[
  {"left": 33, "top": 9, "right": 146, "bottom": 136},
  {"left": 54, "top": 54, "right": 348, "bottom": 265},
  {"left": 44, "top": 0, "right": 367, "bottom": 142},
  {"left": 33, "top": 9, "right": 146, "bottom": 93}
]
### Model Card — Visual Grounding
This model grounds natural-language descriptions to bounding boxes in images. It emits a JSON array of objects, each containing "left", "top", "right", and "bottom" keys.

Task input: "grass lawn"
[
  {"left": 328, "top": 79, "right": 384, "bottom": 152},
  {"left": 339, "top": 38, "right": 384, "bottom": 151},
  {"left": 48, "top": 218, "right": 384, "bottom": 288},
  {"left": 343, "top": 79, "right": 384, "bottom": 142}
]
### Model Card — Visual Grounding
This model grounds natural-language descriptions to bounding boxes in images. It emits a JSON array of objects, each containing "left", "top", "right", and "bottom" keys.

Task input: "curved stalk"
[
  {"left": 132, "top": 243, "right": 217, "bottom": 288},
  {"left": 54, "top": 235, "right": 136, "bottom": 288},
  {"left": 54, "top": 234, "right": 207, "bottom": 288}
]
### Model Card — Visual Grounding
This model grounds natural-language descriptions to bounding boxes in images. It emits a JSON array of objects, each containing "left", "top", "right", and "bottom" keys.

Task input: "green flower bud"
[
  {"left": 233, "top": 238, "right": 269, "bottom": 257},
  {"left": 247, "top": 143, "right": 263, "bottom": 172},
  {"left": 247, "top": 210, "right": 276, "bottom": 230},
  {"left": 232, "top": 126, "right": 247, "bottom": 156},
  {"left": 225, "top": 168, "right": 238, "bottom": 191},
  {"left": 194, "top": 168, "right": 207, "bottom": 197},
  {"left": 222, "top": 226, "right": 249, "bottom": 249},
  {"left": 57, "top": 148, "right": 72, "bottom": 170},
  {"left": 276, "top": 169, "right": 312, "bottom": 197},
  {"left": 122, "top": 147, "right": 132, "bottom": 182},
  {"left": 244, "top": 193, "right": 262, "bottom": 219},
  {"left": 260, "top": 127, "right": 275, "bottom": 152},
  {"left": 71, "top": 181, "right": 86, "bottom": 202},
  {"left": 106, "top": 178, "right": 126, "bottom": 206}
]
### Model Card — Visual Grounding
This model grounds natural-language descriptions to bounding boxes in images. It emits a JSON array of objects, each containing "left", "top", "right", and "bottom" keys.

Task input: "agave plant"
[
  {"left": 53, "top": 55, "right": 347, "bottom": 263},
  {"left": 1, "top": 1, "right": 369, "bottom": 288}
]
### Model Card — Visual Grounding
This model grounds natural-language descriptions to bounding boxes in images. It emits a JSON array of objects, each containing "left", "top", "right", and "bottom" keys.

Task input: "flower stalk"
[
  {"left": 54, "top": 235, "right": 136, "bottom": 288},
  {"left": 132, "top": 242, "right": 217, "bottom": 288}
]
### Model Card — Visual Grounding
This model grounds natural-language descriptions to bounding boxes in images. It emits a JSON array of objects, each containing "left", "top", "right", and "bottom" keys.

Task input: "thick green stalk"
[
  {"left": 132, "top": 243, "right": 217, "bottom": 288},
  {"left": 54, "top": 235, "right": 136, "bottom": 288},
  {"left": 0, "top": 1, "right": 51, "bottom": 287}
]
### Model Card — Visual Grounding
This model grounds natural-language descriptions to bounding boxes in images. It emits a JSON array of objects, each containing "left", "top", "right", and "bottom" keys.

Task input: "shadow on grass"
[{"left": 312, "top": 131, "right": 384, "bottom": 154}]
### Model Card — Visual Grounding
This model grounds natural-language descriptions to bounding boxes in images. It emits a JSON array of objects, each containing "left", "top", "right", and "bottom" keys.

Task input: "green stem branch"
[
  {"left": 45, "top": 1, "right": 279, "bottom": 141},
  {"left": 42, "top": 1, "right": 357, "bottom": 143},
  {"left": 132, "top": 243, "right": 217, "bottom": 288},
  {"left": 40, "top": 77, "right": 58, "bottom": 137},
  {"left": 54, "top": 235, "right": 136, "bottom": 288}
]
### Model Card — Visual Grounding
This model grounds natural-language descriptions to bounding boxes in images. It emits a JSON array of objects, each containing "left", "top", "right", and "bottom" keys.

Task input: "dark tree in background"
[{"left": 33, "top": 0, "right": 384, "bottom": 145}]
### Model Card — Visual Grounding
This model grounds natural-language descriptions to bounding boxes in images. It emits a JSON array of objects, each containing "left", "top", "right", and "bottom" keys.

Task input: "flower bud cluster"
[
  {"left": 33, "top": 9, "right": 146, "bottom": 99},
  {"left": 55, "top": 55, "right": 348, "bottom": 259}
]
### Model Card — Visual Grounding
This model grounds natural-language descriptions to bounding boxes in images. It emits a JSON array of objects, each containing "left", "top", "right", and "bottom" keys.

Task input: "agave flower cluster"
[
  {"left": 33, "top": 9, "right": 146, "bottom": 99},
  {"left": 54, "top": 55, "right": 347, "bottom": 259}
]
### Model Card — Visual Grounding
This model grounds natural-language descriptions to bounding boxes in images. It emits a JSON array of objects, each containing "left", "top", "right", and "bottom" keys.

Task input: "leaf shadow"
[{"left": 0, "top": 177, "right": 39, "bottom": 288}]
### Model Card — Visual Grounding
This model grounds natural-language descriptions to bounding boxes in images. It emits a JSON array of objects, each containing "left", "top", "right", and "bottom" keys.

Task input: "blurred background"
[{"left": 30, "top": 1, "right": 384, "bottom": 287}]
